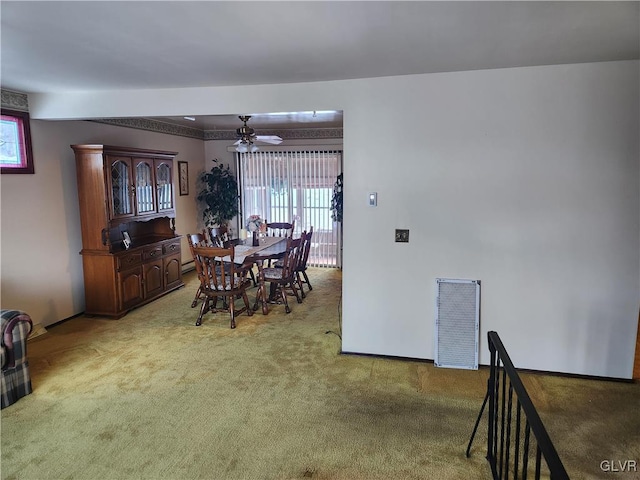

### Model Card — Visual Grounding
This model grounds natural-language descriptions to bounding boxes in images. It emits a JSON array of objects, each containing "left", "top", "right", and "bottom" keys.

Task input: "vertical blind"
[{"left": 238, "top": 150, "right": 342, "bottom": 268}]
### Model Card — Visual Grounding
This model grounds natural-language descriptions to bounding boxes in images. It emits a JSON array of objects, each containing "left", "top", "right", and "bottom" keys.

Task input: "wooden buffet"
[{"left": 71, "top": 144, "right": 184, "bottom": 318}]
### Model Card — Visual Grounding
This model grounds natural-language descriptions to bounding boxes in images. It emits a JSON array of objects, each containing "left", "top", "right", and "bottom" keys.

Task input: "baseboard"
[
  {"left": 182, "top": 260, "right": 195, "bottom": 273},
  {"left": 340, "top": 350, "right": 434, "bottom": 365},
  {"left": 35, "top": 312, "right": 85, "bottom": 332},
  {"left": 339, "top": 350, "right": 635, "bottom": 383}
]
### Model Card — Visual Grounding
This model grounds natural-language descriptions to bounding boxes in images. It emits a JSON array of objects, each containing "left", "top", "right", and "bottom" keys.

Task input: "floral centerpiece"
[{"left": 246, "top": 215, "right": 264, "bottom": 233}]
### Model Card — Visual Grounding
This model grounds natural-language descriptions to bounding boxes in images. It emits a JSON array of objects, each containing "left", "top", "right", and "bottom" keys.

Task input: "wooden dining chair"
[
  {"left": 265, "top": 220, "right": 295, "bottom": 238},
  {"left": 191, "top": 244, "right": 253, "bottom": 328},
  {"left": 295, "top": 227, "right": 314, "bottom": 297},
  {"left": 197, "top": 229, "right": 258, "bottom": 288},
  {"left": 273, "top": 227, "right": 313, "bottom": 298},
  {"left": 187, "top": 233, "right": 209, "bottom": 308},
  {"left": 204, "top": 226, "right": 229, "bottom": 247},
  {"left": 253, "top": 237, "right": 302, "bottom": 314},
  {"left": 208, "top": 226, "right": 258, "bottom": 286},
  {"left": 264, "top": 220, "right": 295, "bottom": 267}
]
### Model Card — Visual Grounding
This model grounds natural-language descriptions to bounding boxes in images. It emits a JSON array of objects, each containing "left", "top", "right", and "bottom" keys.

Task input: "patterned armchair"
[{"left": 1, "top": 309, "right": 33, "bottom": 408}]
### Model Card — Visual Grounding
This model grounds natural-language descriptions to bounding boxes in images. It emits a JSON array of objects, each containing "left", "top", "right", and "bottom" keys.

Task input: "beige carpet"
[{"left": 2, "top": 268, "right": 638, "bottom": 480}]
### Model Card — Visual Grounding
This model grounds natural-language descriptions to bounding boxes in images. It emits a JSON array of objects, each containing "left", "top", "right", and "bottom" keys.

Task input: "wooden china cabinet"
[{"left": 71, "top": 144, "right": 184, "bottom": 318}]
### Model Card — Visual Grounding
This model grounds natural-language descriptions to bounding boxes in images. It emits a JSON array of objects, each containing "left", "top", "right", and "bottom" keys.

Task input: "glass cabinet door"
[
  {"left": 155, "top": 160, "right": 173, "bottom": 211},
  {"left": 135, "top": 160, "right": 155, "bottom": 215},
  {"left": 110, "top": 158, "right": 134, "bottom": 218}
]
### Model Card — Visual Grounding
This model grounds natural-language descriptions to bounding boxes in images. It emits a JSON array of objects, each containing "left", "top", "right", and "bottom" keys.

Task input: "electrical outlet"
[{"left": 395, "top": 229, "right": 409, "bottom": 243}]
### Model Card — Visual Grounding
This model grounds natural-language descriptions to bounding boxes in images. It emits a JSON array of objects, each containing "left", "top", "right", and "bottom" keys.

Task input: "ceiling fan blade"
[{"left": 255, "top": 135, "right": 283, "bottom": 145}]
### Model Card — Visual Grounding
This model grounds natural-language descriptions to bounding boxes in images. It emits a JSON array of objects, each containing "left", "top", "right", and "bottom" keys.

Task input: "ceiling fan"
[{"left": 234, "top": 115, "right": 283, "bottom": 152}]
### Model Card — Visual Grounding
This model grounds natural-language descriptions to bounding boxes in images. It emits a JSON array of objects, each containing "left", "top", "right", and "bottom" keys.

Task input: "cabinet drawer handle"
[
  {"left": 150, "top": 251, "right": 156, "bottom": 256},
  {"left": 169, "top": 245, "right": 176, "bottom": 250},
  {"left": 127, "top": 257, "right": 135, "bottom": 263}
]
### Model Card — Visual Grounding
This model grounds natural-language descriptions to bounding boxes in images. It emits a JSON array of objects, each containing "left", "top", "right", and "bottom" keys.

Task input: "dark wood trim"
[
  {"left": 633, "top": 309, "right": 640, "bottom": 380},
  {"left": 96, "top": 145, "right": 177, "bottom": 159},
  {"left": 1, "top": 108, "right": 34, "bottom": 174}
]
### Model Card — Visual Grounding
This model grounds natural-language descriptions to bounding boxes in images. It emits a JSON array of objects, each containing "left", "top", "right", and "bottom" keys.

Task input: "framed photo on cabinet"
[
  {"left": 1, "top": 109, "right": 34, "bottom": 174},
  {"left": 178, "top": 161, "right": 189, "bottom": 196},
  {"left": 122, "top": 231, "right": 132, "bottom": 250}
]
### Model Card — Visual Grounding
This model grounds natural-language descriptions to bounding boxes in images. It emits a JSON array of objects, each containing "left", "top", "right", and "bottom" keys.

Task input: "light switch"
[{"left": 369, "top": 192, "right": 377, "bottom": 206}]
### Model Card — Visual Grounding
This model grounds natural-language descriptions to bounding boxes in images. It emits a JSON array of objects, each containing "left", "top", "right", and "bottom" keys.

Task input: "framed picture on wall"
[
  {"left": 0, "top": 109, "right": 34, "bottom": 174},
  {"left": 178, "top": 161, "right": 189, "bottom": 196}
]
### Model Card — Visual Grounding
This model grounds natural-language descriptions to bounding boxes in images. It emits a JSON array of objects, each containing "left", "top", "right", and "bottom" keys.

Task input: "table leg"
[{"left": 253, "top": 273, "right": 269, "bottom": 315}]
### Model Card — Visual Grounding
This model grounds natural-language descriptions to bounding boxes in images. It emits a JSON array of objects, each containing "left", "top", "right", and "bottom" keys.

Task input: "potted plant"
[
  {"left": 197, "top": 160, "right": 240, "bottom": 228},
  {"left": 330, "top": 173, "right": 343, "bottom": 223}
]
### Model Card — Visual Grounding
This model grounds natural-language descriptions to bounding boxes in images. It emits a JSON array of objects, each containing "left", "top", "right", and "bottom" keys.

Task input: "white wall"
[
  {"left": 26, "top": 61, "right": 640, "bottom": 378},
  {"left": 1, "top": 120, "right": 205, "bottom": 326},
  {"left": 341, "top": 63, "right": 639, "bottom": 380}
]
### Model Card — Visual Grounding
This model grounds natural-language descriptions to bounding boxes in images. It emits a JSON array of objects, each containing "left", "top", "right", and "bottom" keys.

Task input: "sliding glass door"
[{"left": 238, "top": 150, "right": 342, "bottom": 268}]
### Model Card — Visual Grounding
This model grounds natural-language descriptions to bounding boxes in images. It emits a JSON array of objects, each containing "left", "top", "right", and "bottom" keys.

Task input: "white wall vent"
[{"left": 434, "top": 278, "right": 480, "bottom": 370}]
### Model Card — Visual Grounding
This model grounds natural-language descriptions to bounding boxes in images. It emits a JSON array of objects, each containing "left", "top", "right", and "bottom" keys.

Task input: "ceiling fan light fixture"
[{"left": 234, "top": 115, "right": 282, "bottom": 151}]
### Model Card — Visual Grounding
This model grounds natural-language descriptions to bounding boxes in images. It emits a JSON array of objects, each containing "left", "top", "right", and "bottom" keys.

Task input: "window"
[
  {"left": 239, "top": 150, "right": 342, "bottom": 268},
  {"left": 1, "top": 109, "right": 34, "bottom": 174}
]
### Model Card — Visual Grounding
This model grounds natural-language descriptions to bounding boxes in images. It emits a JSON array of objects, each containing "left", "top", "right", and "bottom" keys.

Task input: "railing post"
[{"left": 487, "top": 332, "right": 497, "bottom": 473}]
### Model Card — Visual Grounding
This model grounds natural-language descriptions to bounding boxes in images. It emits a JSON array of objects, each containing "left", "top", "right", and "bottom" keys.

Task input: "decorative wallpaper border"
[
  {"left": 90, "top": 118, "right": 205, "bottom": 139},
  {"left": 0, "top": 90, "right": 343, "bottom": 140},
  {"left": 0, "top": 90, "right": 29, "bottom": 112},
  {"left": 93, "top": 118, "right": 342, "bottom": 140},
  {"left": 203, "top": 127, "right": 343, "bottom": 141}
]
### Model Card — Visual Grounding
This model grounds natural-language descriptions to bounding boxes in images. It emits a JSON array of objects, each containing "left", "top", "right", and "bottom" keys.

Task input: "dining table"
[
  {"left": 225, "top": 236, "right": 289, "bottom": 315},
  {"left": 225, "top": 236, "right": 288, "bottom": 266}
]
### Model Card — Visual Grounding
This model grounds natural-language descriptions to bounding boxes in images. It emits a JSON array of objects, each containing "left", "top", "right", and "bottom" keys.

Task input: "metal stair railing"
[{"left": 467, "top": 331, "right": 569, "bottom": 480}]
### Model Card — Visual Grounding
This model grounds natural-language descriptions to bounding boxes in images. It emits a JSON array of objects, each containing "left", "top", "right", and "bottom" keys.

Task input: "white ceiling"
[{"left": 2, "top": 1, "right": 638, "bottom": 130}]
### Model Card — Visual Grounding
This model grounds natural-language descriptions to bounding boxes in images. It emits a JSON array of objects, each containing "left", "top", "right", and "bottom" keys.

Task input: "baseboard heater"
[{"left": 434, "top": 278, "right": 480, "bottom": 370}]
